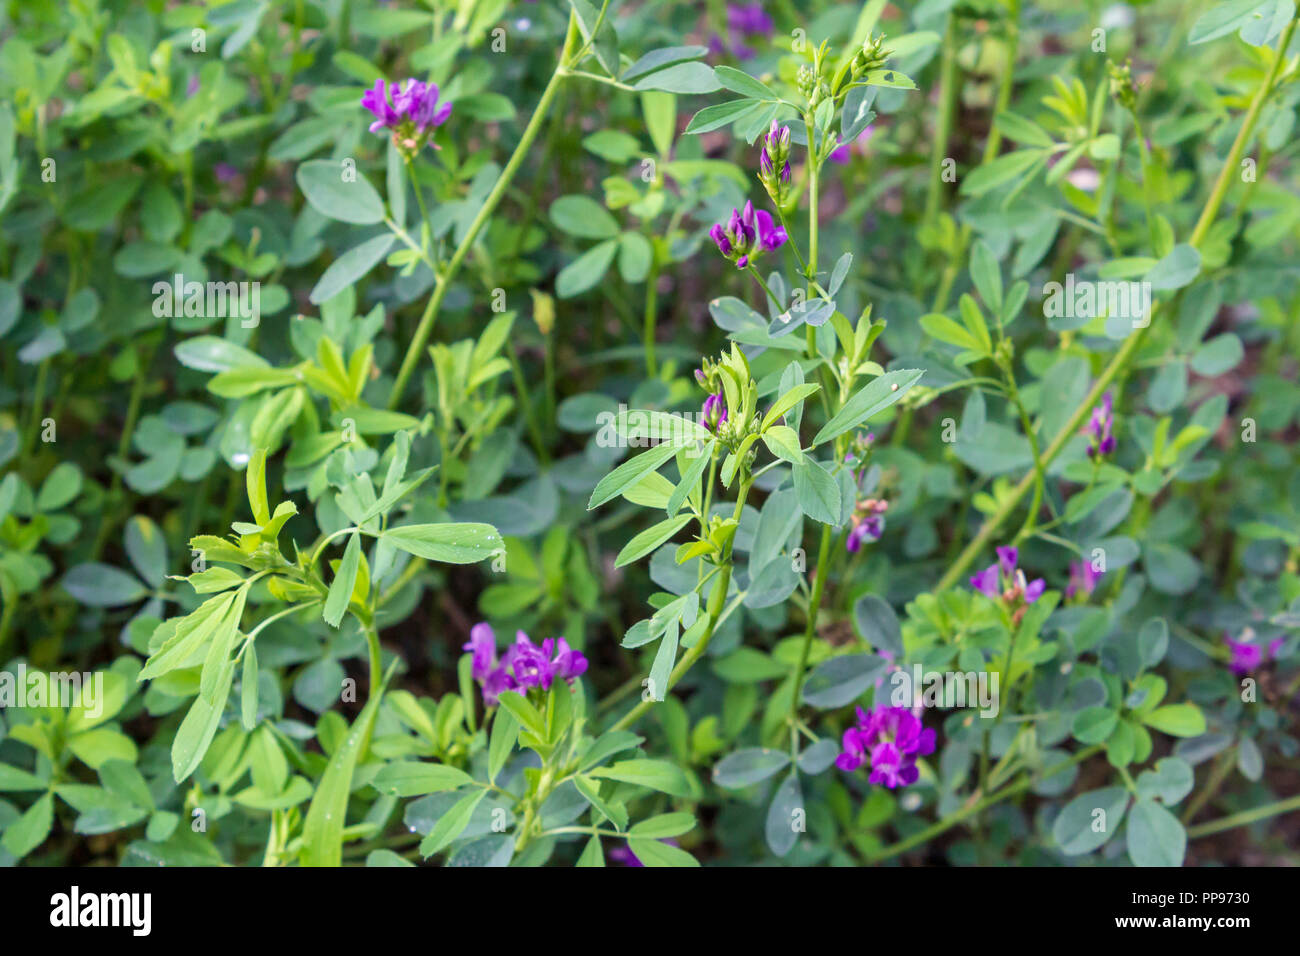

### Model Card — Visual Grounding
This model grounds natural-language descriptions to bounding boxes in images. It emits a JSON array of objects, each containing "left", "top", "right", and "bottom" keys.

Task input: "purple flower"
[
  {"left": 759, "top": 121, "right": 792, "bottom": 201},
  {"left": 969, "top": 545, "right": 1046, "bottom": 623},
  {"left": 710, "top": 201, "right": 786, "bottom": 269},
  {"left": 361, "top": 78, "right": 452, "bottom": 153},
  {"left": 463, "top": 625, "right": 587, "bottom": 705},
  {"left": 836, "top": 706, "right": 936, "bottom": 788},
  {"left": 845, "top": 497, "right": 887, "bottom": 553},
  {"left": 969, "top": 564, "right": 1000, "bottom": 599},
  {"left": 464, "top": 622, "right": 497, "bottom": 680},
  {"left": 702, "top": 392, "right": 728, "bottom": 432},
  {"left": 1225, "top": 631, "right": 1284, "bottom": 675},
  {"left": 1065, "top": 560, "right": 1103, "bottom": 599},
  {"left": 1082, "top": 391, "right": 1116, "bottom": 458},
  {"left": 727, "top": 3, "right": 774, "bottom": 35},
  {"left": 214, "top": 163, "right": 240, "bottom": 184},
  {"left": 829, "top": 125, "right": 874, "bottom": 165},
  {"left": 711, "top": 4, "right": 774, "bottom": 59}
]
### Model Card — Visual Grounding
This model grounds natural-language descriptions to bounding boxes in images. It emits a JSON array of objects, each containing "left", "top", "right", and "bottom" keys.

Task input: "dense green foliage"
[{"left": 1, "top": 0, "right": 1298, "bottom": 867}]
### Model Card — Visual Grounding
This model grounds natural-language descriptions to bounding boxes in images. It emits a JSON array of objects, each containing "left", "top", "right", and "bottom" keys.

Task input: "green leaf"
[
  {"left": 588, "top": 759, "right": 693, "bottom": 797},
  {"left": 766, "top": 773, "right": 803, "bottom": 857},
  {"left": 0, "top": 763, "right": 47, "bottom": 791},
  {"left": 792, "top": 456, "right": 840, "bottom": 525},
  {"left": 812, "top": 368, "right": 924, "bottom": 445},
  {"left": 576, "top": 836, "right": 605, "bottom": 866},
  {"left": 630, "top": 812, "right": 695, "bottom": 839},
  {"left": 802, "top": 654, "right": 887, "bottom": 708},
  {"left": 852, "top": 594, "right": 903, "bottom": 657},
  {"left": 615, "top": 514, "right": 693, "bottom": 568},
  {"left": 550, "top": 195, "right": 620, "bottom": 239},
  {"left": 171, "top": 655, "right": 236, "bottom": 782},
  {"left": 496, "top": 690, "right": 546, "bottom": 737},
  {"left": 713, "top": 66, "right": 776, "bottom": 100},
  {"left": 556, "top": 239, "right": 619, "bottom": 298},
  {"left": 372, "top": 762, "right": 473, "bottom": 797},
  {"left": 960, "top": 149, "right": 1045, "bottom": 196},
  {"left": 61, "top": 563, "right": 146, "bottom": 607},
  {"left": 1072, "top": 706, "right": 1119, "bottom": 744},
  {"left": 633, "top": 62, "right": 721, "bottom": 94},
  {"left": 685, "top": 99, "right": 762, "bottom": 134},
  {"left": 969, "top": 240, "right": 1003, "bottom": 313},
  {"left": 323, "top": 532, "right": 362, "bottom": 627},
  {"left": 2, "top": 792, "right": 53, "bottom": 858},
  {"left": 1141, "top": 704, "right": 1207, "bottom": 737},
  {"left": 569, "top": 0, "right": 619, "bottom": 76},
  {"left": 713, "top": 749, "right": 790, "bottom": 789},
  {"left": 1136, "top": 757, "right": 1194, "bottom": 806},
  {"left": 309, "top": 233, "right": 395, "bottom": 305},
  {"left": 627, "top": 837, "right": 699, "bottom": 866},
  {"left": 588, "top": 441, "right": 680, "bottom": 510},
  {"left": 1052, "top": 786, "right": 1130, "bottom": 855},
  {"left": 761, "top": 425, "right": 803, "bottom": 463},
  {"left": 994, "top": 110, "right": 1054, "bottom": 147},
  {"left": 296, "top": 160, "right": 385, "bottom": 224},
  {"left": 419, "top": 789, "right": 487, "bottom": 858},
  {"left": 487, "top": 710, "right": 517, "bottom": 784},
  {"left": 1126, "top": 797, "right": 1186, "bottom": 867},
  {"left": 623, "top": 45, "right": 710, "bottom": 83},
  {"left": 301, "top": 679, "right": 389, "bottom": 866},
  {"left": 761, "top": 383, "right": 820, "bottom": 431},
  {"left": 1144, "top": 244, "right": 1201, "bottom": 292},
  {"left": 920, "top": 312, "right": 982, "bottom": 352},
  {"left": 382, "top": 522, "right": 502, "bottom": 564}
]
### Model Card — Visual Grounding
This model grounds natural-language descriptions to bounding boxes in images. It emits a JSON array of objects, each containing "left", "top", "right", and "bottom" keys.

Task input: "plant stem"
[
  {"left": 923, "top": 18, "right": 958, "bottom": 230},
  {"left": 788, "top": 523, "right": 833, "bottom": 744},
  {"left": 364, "top": 621, "right": 382, "bottom": 701},
  {"left": 1187, "top": 793, "right": 1300, "bottom": 840},
  {"left": 386, "top": 12, "right": 580, "bottom": 409},
  {"left": 643, "top": 252, "right": 660, "bottom": 377}
]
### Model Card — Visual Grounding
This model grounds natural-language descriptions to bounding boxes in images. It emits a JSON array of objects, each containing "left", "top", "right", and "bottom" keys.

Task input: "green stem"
[
  {"left": 788, "top": 524, "right": 833, "bottom": 744},
  {"left": 923, "top": 18, "right": 958, "bottom": 230},
  {"left": 1187, "top": 793, "right": 1300, "bottom": 840},
  {"left": 386, "top": 12, "right": 580, "bottom": 409},
  {"left": 643, "top": 252, "right": 660, "bottom": 377},
  {"left": 364, "top": 621, "right": 382, "bottom": 701}
]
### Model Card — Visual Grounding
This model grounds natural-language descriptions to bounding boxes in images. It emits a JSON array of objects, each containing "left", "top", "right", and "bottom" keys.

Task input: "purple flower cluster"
[
  {"left": 360, "top": 78, "right": 452, "bottom": 153},
  {"left": 463, "top": 623, "right": 587, "bottom": 706},
  {"left": 836, "top": 705, "right": 936, "bottom": 788},
  {"left": 1083, "top": 391, "right": 1116, "bottom": 458},
  {"left": 1065, "top": 559, "right": 1103, "bottom": 600},
  {"left": 970, "top": 546, "right": 1046, "bottom": 624},
  {"left": 1224, "top": 631, "right": 1283, "bottom": 675},
  {"left": 709, "top": 200, "right": 787, "bottom": 269},
  {"left": 709, "top": 3, "right": 776, "bottom": 59}
]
